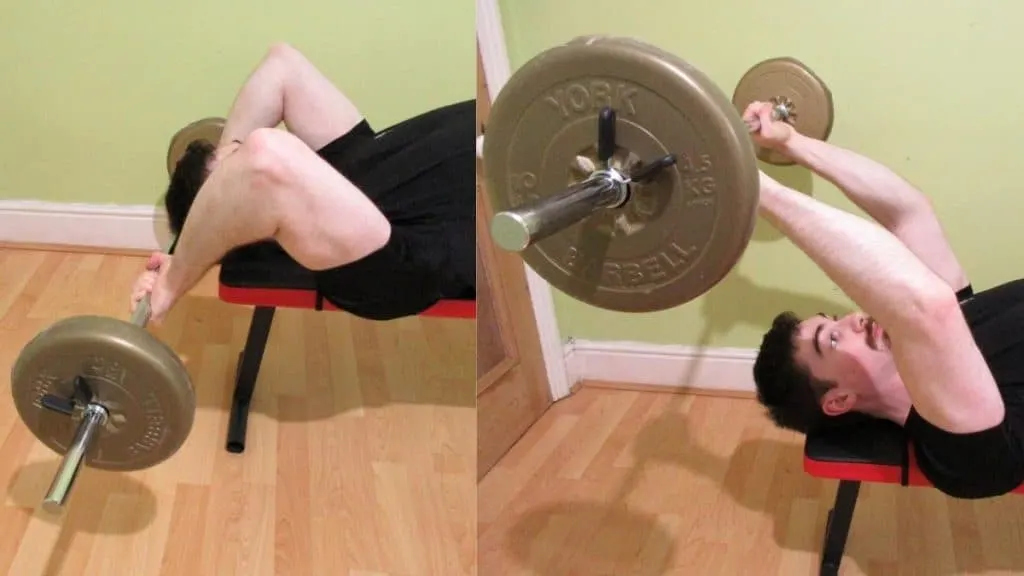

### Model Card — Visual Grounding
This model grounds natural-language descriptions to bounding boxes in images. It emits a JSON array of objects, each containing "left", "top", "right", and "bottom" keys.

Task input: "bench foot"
[
  {"left": 819, "top": 479, "right": 860, "bottom": 576},
  {"left": 226, "top": 306, "right": 275, "bottom": 453}
]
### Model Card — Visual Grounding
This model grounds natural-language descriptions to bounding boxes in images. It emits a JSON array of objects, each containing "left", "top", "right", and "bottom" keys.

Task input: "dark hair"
[
  {"left": 165, "top": 140, "right": 216, "bottom": 235},
  {"left": 752, "top": 311, "right": 835, "bottom": 433}
]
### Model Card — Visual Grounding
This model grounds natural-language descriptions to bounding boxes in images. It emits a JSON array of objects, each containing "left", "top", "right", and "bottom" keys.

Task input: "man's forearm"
[
  {"left": 780, "top": 133, "right": 927, "bottom": 228},
  {"left": 166, "top": 153, "right": 279, "bottom": 297},
  {"left": 757, "top": 175, "right": 952, "bottom": 334},
  {"left": 218, "top": 58, "right": 286, "bottom": 148}
]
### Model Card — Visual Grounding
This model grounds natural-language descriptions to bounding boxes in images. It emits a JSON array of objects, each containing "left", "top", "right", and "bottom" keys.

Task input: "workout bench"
[
  {"left": 803, "top": 417, "right": 1024, "bottom": 575},
  {"left": 215, "top": 241, "right": 476, "bottom": 454}
]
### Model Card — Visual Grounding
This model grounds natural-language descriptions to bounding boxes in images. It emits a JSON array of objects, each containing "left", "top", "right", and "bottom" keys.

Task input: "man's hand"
[
  {"left": 743, "top": 101, "right": 796, "bottom": 152},
  {"left": 129, "top": 252, "right": 183, "bottom": 325}
]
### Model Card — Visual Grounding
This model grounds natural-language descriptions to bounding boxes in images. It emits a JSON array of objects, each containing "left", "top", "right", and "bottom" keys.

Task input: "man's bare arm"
[
  {"left": 219, "top": 43, "right": 362, "bottom": 151},
  {"left": 777, "top": 132, "right": 969, "bottom": 291},
  {"left": 165, "top": 129, "right": 390, "bottom": 304},
  {"left": 758, "top": 173, "right": 1003, "bottom": 433}
]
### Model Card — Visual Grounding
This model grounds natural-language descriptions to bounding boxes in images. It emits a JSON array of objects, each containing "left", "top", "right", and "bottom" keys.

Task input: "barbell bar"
[
  {"left": 35, "top": 237, "right": 181, "bottom": 514},
  {"left": 12, "top": 117, "right": 225, "bottom": 514},
  {"left": 481, "top": 35, "right": 834, "bottom": 313}
]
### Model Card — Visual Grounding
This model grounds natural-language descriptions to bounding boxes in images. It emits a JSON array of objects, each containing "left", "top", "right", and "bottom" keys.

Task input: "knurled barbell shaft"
[
  {"left": 41, "top": 403, "right": 108, "bottom": 514},
  {"left": 491, "top": 173, "right": 625, "bottom": 252}
]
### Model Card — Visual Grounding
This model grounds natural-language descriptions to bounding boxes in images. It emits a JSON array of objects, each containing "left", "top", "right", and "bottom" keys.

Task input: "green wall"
[
  {"left": 498, "top": 0, "right": 1020, "bottom": 349},
  {"left": 0, "top": 1, "right": 474, "bottom": 207}
]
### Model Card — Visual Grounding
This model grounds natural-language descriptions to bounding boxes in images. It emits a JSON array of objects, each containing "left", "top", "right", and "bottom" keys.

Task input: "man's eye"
[{"left": 830, "top": 332, "right": 838, "bottom": 349}]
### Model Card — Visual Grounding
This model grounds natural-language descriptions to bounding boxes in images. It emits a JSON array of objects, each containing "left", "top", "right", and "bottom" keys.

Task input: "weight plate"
[
  {"left": 732, "top": 57, "right": 834, "bottom": 166},
  {"left": 483, "top": 37, "right": 760, "bottom": 312},
  {"left": 11, "top": 316, "right": 196, "bottom": 471},
  {"left": 166, "top": 117, "right": 226, "bottom": 176}
]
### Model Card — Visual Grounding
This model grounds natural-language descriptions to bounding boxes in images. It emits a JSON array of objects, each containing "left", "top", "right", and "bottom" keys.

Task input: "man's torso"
[
  {"left": 309, "top": 100, "right": 477, "bottom": 319},
  {"left": 904, "top": 278, "right": 1024, "bottom": 498}
]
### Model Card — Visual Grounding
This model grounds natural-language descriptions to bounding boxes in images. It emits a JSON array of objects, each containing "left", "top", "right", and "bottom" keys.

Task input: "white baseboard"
[
  {"left": 0, "top": 200, "right": 170, "bottom": 251},
  {"left": 563, "top": 339, "right": 758, "bottom": 394}
]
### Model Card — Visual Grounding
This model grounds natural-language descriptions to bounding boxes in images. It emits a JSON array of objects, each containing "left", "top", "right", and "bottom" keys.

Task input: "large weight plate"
[
  {"left": 11, "top": 316, "right": 195, "bottom": 471},
  {"left": 166, "top": 117, "right": 226, "bottom": 176},
  {"left": 483, "top": 36, "right": 760, "bottom": 312},
  {"left": 732, "top": 57, "right": 834, "bottom": 166}
]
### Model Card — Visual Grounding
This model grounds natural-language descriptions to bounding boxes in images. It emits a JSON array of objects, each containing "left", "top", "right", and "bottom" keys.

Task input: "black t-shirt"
[
  {"left": 309, "top": 100, "right": 476, "bottom": 320},
  {"left": 903, "top": 279, "right": 1024, "bottom": 498}
]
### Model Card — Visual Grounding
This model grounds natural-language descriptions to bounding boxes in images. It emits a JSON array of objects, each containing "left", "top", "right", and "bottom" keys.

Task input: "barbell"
[
  {"left": 482, "top": 35, "right": 834, "bottom": 312},
  {"left": 10, "top": 116, "right": 226, "bottom": 514}
]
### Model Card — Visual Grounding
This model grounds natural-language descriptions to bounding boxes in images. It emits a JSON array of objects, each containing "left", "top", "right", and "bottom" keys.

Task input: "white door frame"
[{"left": 476, "top": 0, "right": 571, "bottom": 402}]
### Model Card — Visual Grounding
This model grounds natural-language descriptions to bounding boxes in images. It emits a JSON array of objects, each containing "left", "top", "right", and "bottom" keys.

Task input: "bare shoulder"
[{"left": 893, "top": 293, "right": 1004, "bottom": 434}]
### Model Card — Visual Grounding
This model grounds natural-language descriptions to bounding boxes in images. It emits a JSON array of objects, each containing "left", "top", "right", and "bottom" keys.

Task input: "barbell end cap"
[
  {"left": 491, "top": 211, "right": 532, "bottom": 252},
  {"left": 41, "top": 499, "right": 66, "bottom": 516}
]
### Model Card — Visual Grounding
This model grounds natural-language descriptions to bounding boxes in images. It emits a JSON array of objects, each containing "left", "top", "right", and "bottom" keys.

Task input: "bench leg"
[
  {"left": 226, "top": 306, "right": 276, "bottom": 454},
  {"left": 819, "top": 479, "right": 861, "bottom": 576}
]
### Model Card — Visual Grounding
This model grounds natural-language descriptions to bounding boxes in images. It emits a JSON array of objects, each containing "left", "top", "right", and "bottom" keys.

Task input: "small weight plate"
[
  {"left": 166, "top": 117, "right": 226, "bottom": 176},
  {"left": 11, "top": 316, "right": 196, "bottom": 471},
  {"left": 483, "top": 36, "right": 760, "bottom": 312},
  {"left": 732, "top": 57, "right": 834, "bottom": 166}
]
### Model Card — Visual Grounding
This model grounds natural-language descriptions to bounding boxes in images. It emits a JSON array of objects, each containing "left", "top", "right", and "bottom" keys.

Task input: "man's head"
[
  {"left": 165, "top": 140, "right": 215, "bottom": 236},
  {"left": 164, "top": 139, "right": 242, "bottom": 235},
  {"left": 753, "top": 310, "right": 895, "bottom": 433}
]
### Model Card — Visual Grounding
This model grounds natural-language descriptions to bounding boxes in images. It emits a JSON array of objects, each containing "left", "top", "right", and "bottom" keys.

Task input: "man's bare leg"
[
  {"left": 758, "top": 172, "right": 1004, "bottom": 434},
  {"left": 153, "top": 129, "right": 391, "bottom": 319},
  {"left": 218, "top": 43, "right": 364, "bottom": 151}
]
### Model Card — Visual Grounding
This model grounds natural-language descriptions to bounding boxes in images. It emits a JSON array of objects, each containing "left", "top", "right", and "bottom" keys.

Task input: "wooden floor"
[
  {"left": 0, "top": 248, "right": 476, "bottom": 576},
  {"left": 479, "top": 386, "right": 1024, "bottom": 576}
]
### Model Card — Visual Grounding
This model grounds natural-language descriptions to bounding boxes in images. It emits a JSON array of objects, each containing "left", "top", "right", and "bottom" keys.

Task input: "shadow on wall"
[{"left": 701, "top": 270, "right": 854, "bottom": 339}]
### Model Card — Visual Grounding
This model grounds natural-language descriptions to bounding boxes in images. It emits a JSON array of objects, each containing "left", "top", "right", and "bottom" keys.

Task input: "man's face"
[{"left": 792, "top": 311, "right": 892, "bottom": 413}]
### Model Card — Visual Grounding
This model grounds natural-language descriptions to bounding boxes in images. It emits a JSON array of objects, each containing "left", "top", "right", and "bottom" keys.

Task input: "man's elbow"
[
  {"left": 240, "top": 128, "right": 293, "bottom": 185},
  {"left": 902, "top": 283, "right": 964, "bottom": 335}
]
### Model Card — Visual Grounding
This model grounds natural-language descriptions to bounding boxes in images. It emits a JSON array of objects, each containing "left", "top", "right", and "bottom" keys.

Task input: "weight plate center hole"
[
  {"left": 568, "top": 145, "right": 673, "bottom": 238},
  {"left": 68, "top": 375, "right": 130, "bottom": 435}
]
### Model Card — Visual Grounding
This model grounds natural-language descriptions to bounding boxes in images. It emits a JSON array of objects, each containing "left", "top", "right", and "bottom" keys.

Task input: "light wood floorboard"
[
  {"left": 480, "top": 385, "right": 1024, "bottom": 575},
  {"left": 0, "top": 248, "right": 476, "bottom": 576}
]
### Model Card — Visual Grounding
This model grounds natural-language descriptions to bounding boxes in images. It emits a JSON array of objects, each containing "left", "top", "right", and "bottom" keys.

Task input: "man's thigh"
[{"left": 260, "top": 129, "right": 392, "bottom": 272}]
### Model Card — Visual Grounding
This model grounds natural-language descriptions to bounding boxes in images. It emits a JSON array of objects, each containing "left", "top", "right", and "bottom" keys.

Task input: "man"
[
  {"left": 131, "top": 43, "right": 475, "bottom": 323},
  {"left": 747, "top": 101, "right": 1024, "bottom": 499}
]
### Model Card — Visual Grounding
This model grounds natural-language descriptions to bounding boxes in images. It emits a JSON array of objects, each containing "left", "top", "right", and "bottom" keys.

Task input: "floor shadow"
[
  {"left": 500, "top": 275, "right": 865, "bottom": 574},
  {"left": 7, "top": 459, "right": 159, "bottom": 575},
  {"left": 630, "top": 411, "right": 1024, "bottom": 575},
  {"left": 146, "top": 292, "right": 475, "bottom": 431},
  {"left": 506, "top": 502, "right": 674, "bottom": 576}
]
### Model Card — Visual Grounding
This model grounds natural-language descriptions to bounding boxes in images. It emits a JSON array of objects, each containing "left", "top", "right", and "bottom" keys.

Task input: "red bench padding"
[
  {"left": 803, "top": 416, "right": 1024, "bottom": 493},
  {"left": 216, "top": 241, "right": 475, "bottom": 319}
]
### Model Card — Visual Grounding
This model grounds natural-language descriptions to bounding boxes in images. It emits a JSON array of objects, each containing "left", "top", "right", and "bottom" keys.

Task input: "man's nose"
[{"left": 848, "top": 313, "right": 868, "bottom": 332}]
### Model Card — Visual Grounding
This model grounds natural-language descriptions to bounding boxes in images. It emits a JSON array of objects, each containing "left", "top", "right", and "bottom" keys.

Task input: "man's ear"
[{"left": 820, "top": 387, "right": 856, "bottom": 417}]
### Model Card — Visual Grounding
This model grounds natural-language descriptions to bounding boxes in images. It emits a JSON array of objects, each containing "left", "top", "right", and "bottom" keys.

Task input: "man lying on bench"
[
  {"left": 130, "top": 43, "right": 475, "bottom": 323},
  {"left": 745, "top": 101, "right": 1024, "bottom": 500}
]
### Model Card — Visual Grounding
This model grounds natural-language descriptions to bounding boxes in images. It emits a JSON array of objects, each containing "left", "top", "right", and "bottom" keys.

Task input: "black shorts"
[
  {"left": 904, "top": 280, "right": 1024, "bottom": 499},
  {"left": 308, "top": 100, "right": 476, "bottom": 320}
]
